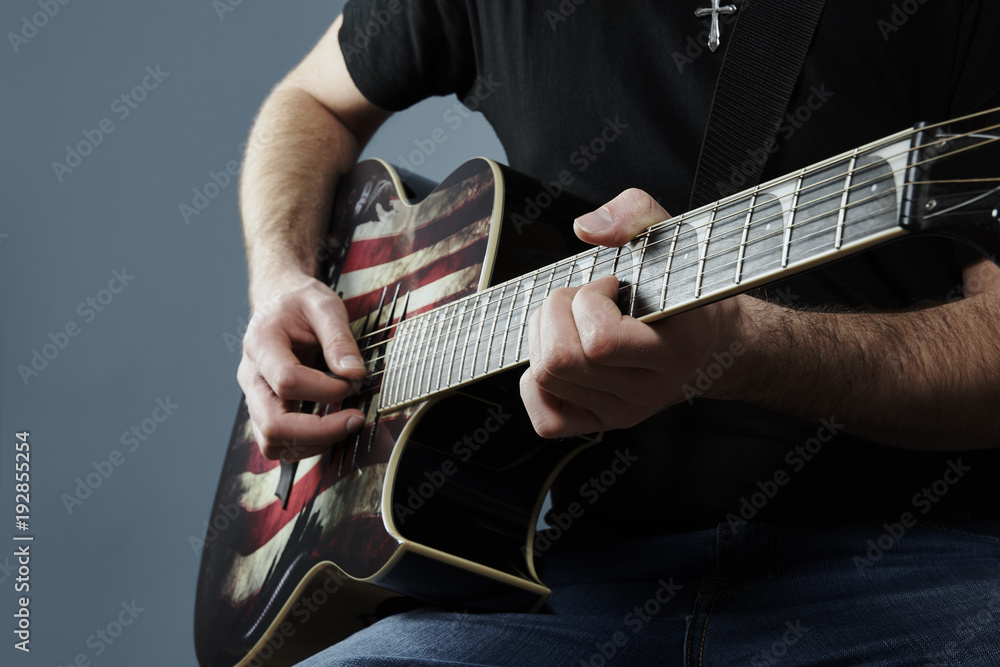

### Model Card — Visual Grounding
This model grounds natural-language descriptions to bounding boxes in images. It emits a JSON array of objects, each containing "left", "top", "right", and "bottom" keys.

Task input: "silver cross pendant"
[{"left": 695, "top": 0, "right": 738, "bottom": 52}]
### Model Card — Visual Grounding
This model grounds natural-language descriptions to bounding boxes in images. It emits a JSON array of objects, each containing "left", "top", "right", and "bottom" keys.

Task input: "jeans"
[{"left": 296, "top": 520, "right": 1000, "bottom": 666}]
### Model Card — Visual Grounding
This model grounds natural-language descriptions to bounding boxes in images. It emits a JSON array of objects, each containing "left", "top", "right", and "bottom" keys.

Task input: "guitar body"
[
  {"left": 194, "top": 158, "right": 598, "bottom": 667},
  {"left": 196, "top": 107, "right": 1000, "bottom": 667}
]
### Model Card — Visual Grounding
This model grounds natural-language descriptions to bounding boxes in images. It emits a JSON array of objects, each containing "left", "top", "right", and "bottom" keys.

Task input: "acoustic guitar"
[{"left": 194, "top": 107, "right": 1000, "bottom": 667}]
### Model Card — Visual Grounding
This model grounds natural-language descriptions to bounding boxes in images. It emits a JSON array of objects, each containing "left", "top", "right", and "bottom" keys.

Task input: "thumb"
[{"left": 573, "top": 188, "right": 672, "bottom": 247}]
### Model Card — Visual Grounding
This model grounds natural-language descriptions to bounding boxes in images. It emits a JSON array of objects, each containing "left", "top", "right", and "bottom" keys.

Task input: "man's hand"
[
  {"left": 237, "top": 272, "right": 368, "bottom": 461},
  {"left": 520, "top": 189, "right": 742, "bottom": 438}
]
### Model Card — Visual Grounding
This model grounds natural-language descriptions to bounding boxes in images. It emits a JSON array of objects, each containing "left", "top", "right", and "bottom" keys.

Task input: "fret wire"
[
  {"left": 408, "top": 308, "right": 433, "bottom": 400},
  {"left": 735, "top": 185, "right": 759, "bottom": 284},
  {"left": 632, "top": 238, "right": 648, "bottom": 316},
  {"left": 781, "top": 169, "right": 805, "bottom": 269},
  {"left": 835, "top": 149, "right": 860, "bottom": 250},
  {"left": 484, "top": 283, "right": 507, "bottom": 374},
  {"left": 409, "top": 312, "right": 435, "bottom": 401},
  {"left": 406, "top": 315, "right": 430, "bottom": 402},
  {"left": 433, "top": 303, "right": 454, "bottom": 392},
  {"left": 422, "top": 308, "right": 442, "bottom": 396},
  {"left": 695, "top": 204, "right": 717, "bottom": 299},
  {"left": 660, "top": 220, "right": 682, "bottom": 310},
  {"left": 500, "top": 278, "right": 520, "bottom": 367},
  {"left": 392, "top": 321, "right": 412, "bottom": 405},
  {"left": 457, "top": 293, "right": 479, "bottom": 383},
  {"left": 470, "top": 292, "right": 490, "bottom": 380},
  {"left": 445, "top": 299, "right": 467, "bottom": 387},
  {"left": 516, "top": 272, "right": 537, "bottom": 362}
]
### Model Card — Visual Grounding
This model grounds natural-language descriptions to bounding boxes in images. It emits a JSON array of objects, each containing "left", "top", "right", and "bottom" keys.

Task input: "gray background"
[{"left": 1, "top": 1, "right": 505, "bottom": 665}]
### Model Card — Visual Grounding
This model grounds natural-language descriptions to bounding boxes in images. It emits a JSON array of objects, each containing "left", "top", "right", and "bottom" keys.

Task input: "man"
[{"left": 237, "top": 1, "right": 1000, "bottom": 664}]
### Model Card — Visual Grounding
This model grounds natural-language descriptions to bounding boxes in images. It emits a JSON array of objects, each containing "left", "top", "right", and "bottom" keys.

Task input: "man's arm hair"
[
  {"left": 240, "top": 14, "right": 390, "bottom": 308},
  {"left": 718, "top": 257, "right": 1000, "bottom": 449}
]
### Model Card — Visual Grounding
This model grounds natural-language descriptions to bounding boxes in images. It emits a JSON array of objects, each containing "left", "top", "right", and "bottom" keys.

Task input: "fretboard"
[{"left": 379, "top": 132, "right": 915, "bottom": 410}]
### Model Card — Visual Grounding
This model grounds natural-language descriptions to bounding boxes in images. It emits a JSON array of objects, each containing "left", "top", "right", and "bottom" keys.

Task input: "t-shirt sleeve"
[{"left": 339, "top": 0, "right": 478, "bottom": 111}]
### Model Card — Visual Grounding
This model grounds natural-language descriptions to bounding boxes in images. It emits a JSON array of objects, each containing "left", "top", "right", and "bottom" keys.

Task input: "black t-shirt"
[{"left": 340, "top": 0, "right": 1000, "bottom": 538}]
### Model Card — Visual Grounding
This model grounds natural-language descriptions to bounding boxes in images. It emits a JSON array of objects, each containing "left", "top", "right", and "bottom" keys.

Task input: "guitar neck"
[{"left": 379, "top": 112, "right": 998, "bottom": 411}]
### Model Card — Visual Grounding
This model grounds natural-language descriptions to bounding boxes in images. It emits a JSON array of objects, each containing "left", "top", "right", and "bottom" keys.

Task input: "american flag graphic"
[{"left": 195, "top": 159, "right": 500, "bottom": 667}]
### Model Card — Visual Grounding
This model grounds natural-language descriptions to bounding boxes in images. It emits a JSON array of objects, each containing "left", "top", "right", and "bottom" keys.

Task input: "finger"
[
  {"left": 244, "top": 370, "right": 365, "bottom": 460},
  {"left": 303, "top": 293, "right": 368, "bottom": 379},
  {"left": 530, "top": 286, "right": 586, "bottom": 387},
  {"left": 249, "top": 325, "right": 359, "bottom": 403},
  {"left": 572, "top": 275, "right": 668, "bottom": 370},
  {"left": 519, "top": 369, "right": 603, "bottom": 439},
  {"left": 573, "top": 188, "right": 671, "bottom": 247}
]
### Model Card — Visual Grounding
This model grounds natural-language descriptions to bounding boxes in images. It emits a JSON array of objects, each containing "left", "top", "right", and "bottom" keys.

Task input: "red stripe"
[
  {"left": 233, "top": 413, "right": 411, "bottom": 555},
  {"left": 341, "top": 200, "right": 493, "bottom": 272},
  {"left": 341, "top": 238, "right": 487, "bottom": 322}
]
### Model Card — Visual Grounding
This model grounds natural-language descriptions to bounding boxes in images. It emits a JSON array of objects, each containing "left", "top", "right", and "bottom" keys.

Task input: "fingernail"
[
  {"left": 347, "top": 415, "right": 365, "bottom": 433},
  {"left": 574, "top": 207, "right": 613, "bottom": 235},
  {"left": 340, "top": 355, "right": 366, "bottom": 371}
]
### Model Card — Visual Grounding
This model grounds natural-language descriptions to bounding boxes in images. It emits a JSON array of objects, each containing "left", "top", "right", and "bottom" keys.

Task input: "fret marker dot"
[
  {"left": 870, "top": 184, "right": 878, "bottom": 192},
  {"left": 765, "top": 223, "right": 771, "bottom": 230}
]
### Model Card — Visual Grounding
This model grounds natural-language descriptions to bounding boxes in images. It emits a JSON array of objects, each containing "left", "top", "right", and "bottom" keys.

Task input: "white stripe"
[
  {"left": 233, "top": 456, "right": 323, "bottom": 512},
  {"left": 222, "top": 463, "right": 388, "bottom": 605}
]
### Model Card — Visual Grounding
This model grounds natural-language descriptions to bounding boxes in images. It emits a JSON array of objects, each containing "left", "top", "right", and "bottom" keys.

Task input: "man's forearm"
[
  {"left": 239, "top": 85, "right": 362, "bottom": 307},
  {"left": 721, "top": 282, "right": 1000, "bottom": 449}
]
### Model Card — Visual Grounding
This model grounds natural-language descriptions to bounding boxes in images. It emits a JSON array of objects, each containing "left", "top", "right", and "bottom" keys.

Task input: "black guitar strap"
[{"left": 689, "top": 0, "right": 827, "bottom": 210}]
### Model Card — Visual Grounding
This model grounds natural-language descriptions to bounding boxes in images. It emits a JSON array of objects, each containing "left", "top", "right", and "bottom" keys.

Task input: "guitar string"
[
  {"left": 361, "top": 198, "right": 902, "bottom": 385},
  {"left": 370, "top": 167, "right": 1000, "bottom": 393},
  {"left": 343, "top": 125, "right": 1000, "bottom": 390},
  {"left": 356, "top": 163, "right": 1000, "bottom": 382},
  {"left": 363, "top": 172, "right": 1000, "bottom": 391},
  {"left": 350, "top": 125, "right": 1000, "bottom": 351}
]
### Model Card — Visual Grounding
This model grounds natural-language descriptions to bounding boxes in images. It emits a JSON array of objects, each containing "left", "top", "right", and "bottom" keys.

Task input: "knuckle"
[
  {"left": 269, "top": 368, "right": 297, "bottom": 399},
  {"left": 580, "top": 328, "right": 617, "bottom": 362},
  {"left": 614, "top": 188, "right": 664, "bottom": 225}
]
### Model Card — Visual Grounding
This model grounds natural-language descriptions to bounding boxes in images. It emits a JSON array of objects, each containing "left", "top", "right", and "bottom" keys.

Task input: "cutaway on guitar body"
[{"left": 194, "top": 158, "right": 600, "bottom": 667}]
